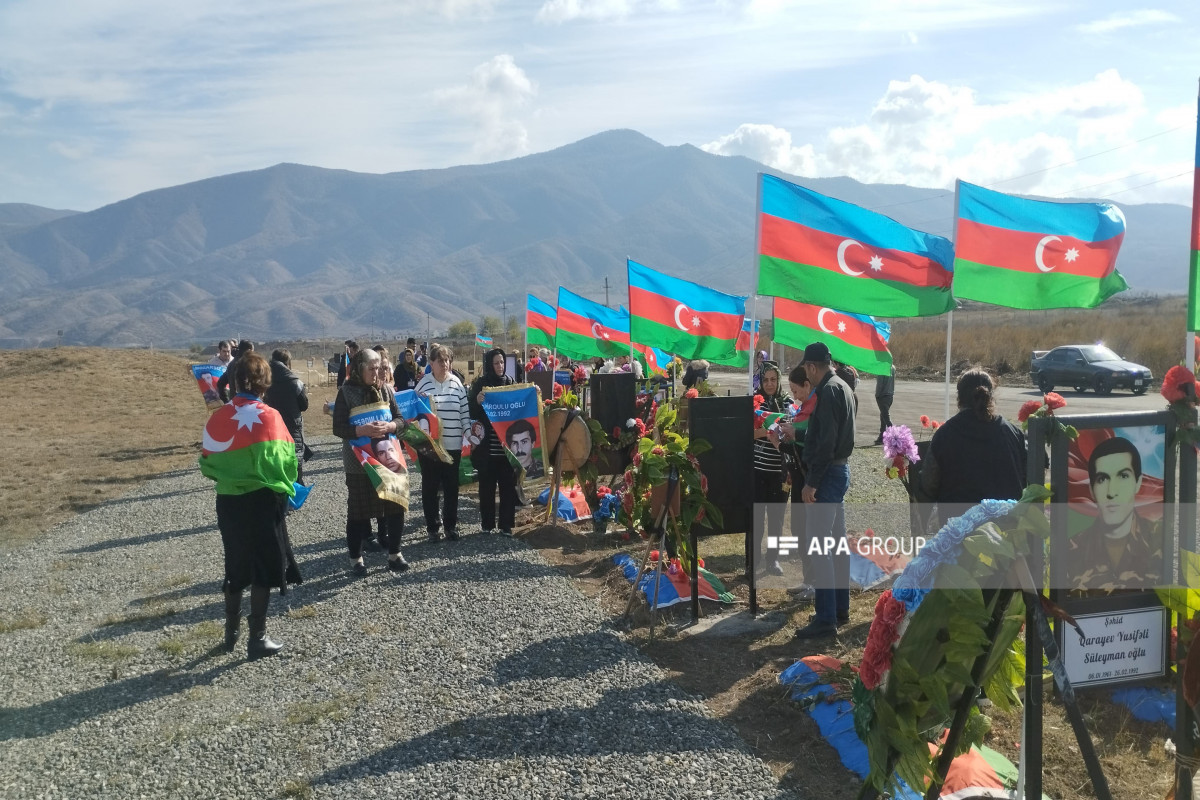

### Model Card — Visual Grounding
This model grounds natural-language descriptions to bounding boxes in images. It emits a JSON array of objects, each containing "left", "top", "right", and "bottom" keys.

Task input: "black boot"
[
  {"left": 223, "top": 587, "right": 242, "bottom": 653},
  {"left": 246, "top": 585, "right": 282, "bottom": 660}
]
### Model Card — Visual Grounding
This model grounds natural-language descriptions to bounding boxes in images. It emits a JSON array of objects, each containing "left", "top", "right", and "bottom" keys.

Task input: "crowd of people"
[{"left": 200, "top": 334, "right": 1033, "bottom": 655}]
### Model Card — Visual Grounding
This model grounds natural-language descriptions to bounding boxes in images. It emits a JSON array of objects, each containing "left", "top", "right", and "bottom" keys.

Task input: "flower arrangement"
[
  {"left": 1161, "top": 365, "right": 1200, "bottom": 449},
  {"left": 592, "top": 485, "right": 620, "bottom": 521},
  {"left": 852, "top": 488, "right": 1051, "bottom": 795},
  {"left": 881, "top": 424, "right": 920, "bottom": 495},
  {"left": 1016, "top": 391, "right": 1077, "bottom": 440}
]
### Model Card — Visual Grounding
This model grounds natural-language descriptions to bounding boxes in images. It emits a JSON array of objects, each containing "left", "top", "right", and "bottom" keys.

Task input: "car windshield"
[{"left": 1078, "top": 345, "right": 1120, "bottom": 362}]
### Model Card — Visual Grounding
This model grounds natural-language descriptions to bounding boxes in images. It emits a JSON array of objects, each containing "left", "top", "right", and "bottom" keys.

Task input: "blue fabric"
[
  {"left": 1111, "top": 686, "right": 1176, "bottom": 728},
  {"left": 287, "top": 481, "right": 312, "bottom": 510}
]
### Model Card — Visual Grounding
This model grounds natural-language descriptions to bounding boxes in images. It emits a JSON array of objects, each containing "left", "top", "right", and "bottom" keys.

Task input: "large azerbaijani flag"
[
  {"left": 710, "top": 318, "right": 759, "bottom": 368},
  {"left": 199, "top": 396, "right": 297, "bottom": 496},
  {"left": 555, "top": 287, "right": 630, "bottom": 360},
  {"left": 953, "top": 180, "right": 1128, "bottom": 309},
  {"left": 627, "top": 259, "right": 745, "bottom": 361},
  {"left": 526, "top": 294, "right": 557, "bottom": 349},
  {"left": 757, "top": 173, "right": 955, "bottom": 317},
  {"left": 1188, "top": 90, "right": 1200, "bottom": 331},
  {"left": 773, "top": 298, "right": 892, "bottom": 376}
]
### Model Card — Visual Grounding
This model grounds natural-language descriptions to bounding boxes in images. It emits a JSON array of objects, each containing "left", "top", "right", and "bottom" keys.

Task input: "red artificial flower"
[
  {"left": 919, "top": 415, "right": 930, "bottom": 428},
  {"left": 695, "top": 506, "right": 706, "bottom": 522},
  {"left": 1043, "top": 392, "right": 1066, "bottom": 410},
  {"left": 1017, "top": 399, "right": 1043, "bottom": 423},
  {"left": 613, "top": 426, "right": 622, "bottom": 438},
  {"left": 634, "top": 419, "right": 647, "bottom": 437},
  {"left": 1162, "top": 365, "right": 1199, "bottom": 404},
  {"left": 931, "top": 420, "right": 940, "bottom": 430},
  {"left": 700, "top": 474, "right": 709, "bottom": 494},
  {"left": 621, "top": 492, "right": 635, "bottom": 513},
  {"left": 632, "top": 452, "right": 642, "bottom": 466},
  {"left": 651, "top": 445, "right": 665, "bottom": 456},
  {"left": 553, "top": 383, "right": 565, "bottom": 400},
  {"left": 684, "top": 388, "right": 699, "bottom": 399},
  {"left": 752, "top": 395, "right": 764, "bottom": 411},
  {"left": 859, "top": 590, "right": 906, "bottom": 690},
  {"left": 623, "top": 470, "right": 634, "bottom": 485}
]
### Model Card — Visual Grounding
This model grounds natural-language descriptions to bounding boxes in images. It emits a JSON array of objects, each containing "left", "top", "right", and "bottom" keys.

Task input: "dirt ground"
[{"left": 0, "top": 346, "right": 1182, "bottom": 799}]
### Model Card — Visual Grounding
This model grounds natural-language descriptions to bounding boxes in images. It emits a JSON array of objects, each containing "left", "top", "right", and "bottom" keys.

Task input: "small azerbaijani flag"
[
  {"left": 1188, "top": 86, "right": 1200, "bottom": 331},
  {"left": 757, "top": 173, "right": 955, "bottom": 317},
  {"left": 953, "top": 180, "right": 1127, "bottom": 309},
  {"left": 475, "top": 334, "right": 493, "bottom": 347},
  {"left": 555, "top": 287, "right": 631, "bottom": 360},
  {"left": 773, "top": 297, "right": 892, "bottom": 376},
  {"left": 199, "top": 395, "right": 297, "bottom": 497},
  {"left": 526, "top": 294, "right": 557, "bottom": 349},
  {"left": 631, "top": 341, "right": 671, "bottom": 377},
  {"left": 709, "top": 318, "right": 759, "bottom": 368},
  {"left": 627, "top": 259, "right": 745, "bottom": 361}
]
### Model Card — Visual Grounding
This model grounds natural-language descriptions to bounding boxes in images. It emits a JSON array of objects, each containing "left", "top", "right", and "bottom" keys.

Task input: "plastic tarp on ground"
[
  {"left": 613, "top": 553, "right": 735, "bottom": 609},
  {"left": 780, "top": 656, "right": 1052, "bottom": 800},
  {"left": 536, "top": 487, "right": 592, "bottom": 521},
  {"left": 1111, "top": 686, "right": 1176, "bottom": 728},
  {"left": 850, "top": 532, "right": 912, "bottom": 590}
]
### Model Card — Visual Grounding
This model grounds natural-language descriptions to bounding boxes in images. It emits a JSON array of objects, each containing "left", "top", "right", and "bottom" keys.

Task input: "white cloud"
[
  {"left": 438, "top": 55, "right": 537, "bottom": 161},
  {"left": 1076, "top": 9, "right": 1180, "bottom": 35},
  {"left": 701, "top": 124, "right": 816, "bottom": 175},
  {"left": 535, "top": 0, "right": 677, "bottom": 23}
]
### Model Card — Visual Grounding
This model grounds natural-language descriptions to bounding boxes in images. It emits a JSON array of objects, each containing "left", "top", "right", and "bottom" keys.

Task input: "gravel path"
[{"left": 0, "top": 436, "right": 799, "bottom": 799}]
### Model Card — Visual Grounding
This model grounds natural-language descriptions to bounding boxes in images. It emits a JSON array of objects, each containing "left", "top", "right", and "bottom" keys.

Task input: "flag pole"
[
  {"left": 749, "top": 173, "right": 765, "bottom": 396},
  {"left": 1187, "top": 78, "right": 1200, "bottom": 372},
  {"left": 625, "top": 257, "right": 636, "bottom": 378},
  {"left": 946, "top": 179, "right": 963, "bottom": 419}
]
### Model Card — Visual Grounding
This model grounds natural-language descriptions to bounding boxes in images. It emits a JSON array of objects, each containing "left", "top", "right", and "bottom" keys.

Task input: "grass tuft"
[
  {"left": 0, "top": 608, "right": 47, "bottom": 633},
  {"left": 68, "top": 641, "right": 140, "bottom": 661},
  {"left": 280, "top": 779, "right": 314, "bottom": 799},
  {"left": 286, "top": 605, "right": 318, "bottom": 620},
  {"left": 285, "top": 694, "right": 351, "bottom": 725}
]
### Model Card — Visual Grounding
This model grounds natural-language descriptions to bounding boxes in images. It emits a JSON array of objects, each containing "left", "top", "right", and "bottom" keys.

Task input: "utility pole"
[
  {"left": 426, "top": 312, "right": 430, "bottom": 344},
  {"left": 500, "top": 300, "right": 508, "bottom": 349},
  {"left": 603, "top": 276, "right": 611, "bottom": 308}
]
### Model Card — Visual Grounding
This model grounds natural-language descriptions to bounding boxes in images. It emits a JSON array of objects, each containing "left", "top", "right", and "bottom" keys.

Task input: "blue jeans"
[{"left": 807, "top": 464, "right": 850, "bottom": 625}]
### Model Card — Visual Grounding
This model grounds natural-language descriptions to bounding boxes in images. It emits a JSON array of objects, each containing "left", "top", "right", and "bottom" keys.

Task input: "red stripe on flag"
[
  {"left": 204, "top": 398, "right": 293, "bottom": 451},
  {"left": 735, "top": 328, "right": 757, "bottom": 352},
  {"left": 955, "top": 219, "right": 1123, "bottom": 278},
  {"left": 556, "top": 306, "right": 630, "bottom": 345},
  {"left": 759, "top": 214, "right": 952, "bottom": 289},
  {"left": 526, "top": 309, "right": 556, "bottom": 335},
  {"left": 628, "top": 286, "right": 743, "bottom": 338},
  {"left": 773, "top": 298, "right": 886, "bottom": 353}
]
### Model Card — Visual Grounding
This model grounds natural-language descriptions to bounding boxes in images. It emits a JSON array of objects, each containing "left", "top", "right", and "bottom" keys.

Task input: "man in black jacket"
[
  {"left": 216, "top": 340, "right": 254, "bottom": 403},
  {"left": 795, "top": 342, "right": 856, "bottom": 640},
  {"left": 264, "top": 349, "right": 310, "bottom": 484}
]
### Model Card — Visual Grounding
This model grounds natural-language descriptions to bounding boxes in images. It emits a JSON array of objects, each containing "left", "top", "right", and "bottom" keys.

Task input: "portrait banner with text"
[
  {"left": 393, "top": 389, "right": 452, "bottom": 467},
  {"left": 191, "top": 364, "right": 226, "bottom": 412},
  {"left": 480, "top": 384, "right": 547, "bottom": 483},
  {"left": 348, "top": 401, "right": 409, "bottom": 509}
]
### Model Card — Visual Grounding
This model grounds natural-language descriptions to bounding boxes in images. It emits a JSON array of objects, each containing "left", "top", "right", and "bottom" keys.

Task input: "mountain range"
[{"left": 0, "top": 130, "right": 1190, "bottom": 347}]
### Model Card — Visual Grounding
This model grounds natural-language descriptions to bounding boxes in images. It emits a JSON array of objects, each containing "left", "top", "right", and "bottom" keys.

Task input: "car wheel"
[
  {"left": 1132, "top": 385, "right": 1148, "bottom": 396},
  {"left": 1037, "top": 375, "right": 1053, "bottom": 393},
  {"left": 1093, "top": 374, "right": 1113, "bottom": 395},
  {"left": 1073, "top": 384, "right": 1089, "bottom": 394}
]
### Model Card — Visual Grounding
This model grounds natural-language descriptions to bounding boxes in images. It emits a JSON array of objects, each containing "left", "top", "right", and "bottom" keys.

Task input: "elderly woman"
[
  {"left": 333, "top": 348, "right": 411, "bottom": 575},
  {"left": 199, "top": 352, "right": 301, "bottom": 660},
  {"left": 469, "top": 347, "right": 518, "bottom": 536},
  {"left": 918, "top": 367, "right": 1027, "bottom": 528},
  {"left": 752, "top": 360, "right": 792, "bottom": 575}
]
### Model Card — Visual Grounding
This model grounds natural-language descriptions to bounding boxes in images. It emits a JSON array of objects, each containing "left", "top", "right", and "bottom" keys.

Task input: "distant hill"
[{"left": 0, "top": 130, "right": 1189, "bottom": 347}]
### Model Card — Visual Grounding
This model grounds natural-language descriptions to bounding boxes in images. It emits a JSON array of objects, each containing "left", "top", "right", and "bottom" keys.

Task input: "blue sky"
[{"left": 0, "top": 0, "right": 1196, "bottom": 212}]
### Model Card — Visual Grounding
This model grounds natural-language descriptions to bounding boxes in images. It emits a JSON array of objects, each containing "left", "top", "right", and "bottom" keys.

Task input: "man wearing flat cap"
[{"left": 795, "top": 341, "right": 856, "bottom": 640}]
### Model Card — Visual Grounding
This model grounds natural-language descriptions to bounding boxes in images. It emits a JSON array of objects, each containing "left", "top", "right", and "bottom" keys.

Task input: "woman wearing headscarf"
[
  {"left": 394, "top": 347, "right": 419, "bottom": 391},
  {"left": 468, "top": 347, "right": 519, "bottom": 536},
  {"left": 752, "top": 360, "right": 792, "bottom": 576},
  {"left": 199, "top": 352, "right": 301, "bottom": 659},
  {"left": 333, "top": 348, "right": 411, "bottom": 575}
]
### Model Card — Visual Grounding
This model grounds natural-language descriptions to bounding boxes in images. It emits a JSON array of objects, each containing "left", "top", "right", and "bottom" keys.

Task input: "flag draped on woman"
[
  {"left": 953, "top": 180, "right": 1128, "bottom": 309},
  {"left": 772, "top": 298, "right": 892, "bottom": 376},
  {"left": 627, "top": 259, "right": 745, "bottom": 361},
  {"left": 555, "top": 287, "right": 630, "bottom": 360},
  {"left": 200, "top": 396, "right": 297, "bottom": 497},
  {"left": 756, "top": 173, "right": 955, "bottom": 317},
  {"left": 526, "top": 294, "right": 557, "bottom": 349}
]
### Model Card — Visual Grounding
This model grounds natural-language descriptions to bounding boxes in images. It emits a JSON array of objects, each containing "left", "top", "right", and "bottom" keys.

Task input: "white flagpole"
[
  {"left": 625, "top": 257, "right": 636, "bottom": 377},
  {"left": 749, "top": 173, "right": 765, "bottom": 395},
  {"left": 946, "top": 179, "right": 963, "bottom": 419},
  {"left": 1188, "top": 79, "right": 1200, "bottom": 373}
]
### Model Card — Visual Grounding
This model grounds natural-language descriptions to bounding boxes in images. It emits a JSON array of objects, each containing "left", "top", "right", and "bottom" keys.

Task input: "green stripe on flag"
[
  {"left": 555, "top": 328, "right": 625, "bottom": 360},
  {"left": 629, "top": 317, "right": 737, "bottom": 361},
  {"left": 526, "top": 327, "right": 555, "bottom": 349},
  {"left": 774, "top": 317, "right": 892, "bottom": 376},
  {"left": 757, "top": 256, "right": 953, "bottom": 317},
  {"left": 952, "top": 257, "right": 1128, "bottom": 310},
  {"left": 199, "top": 439, "right": 297, "bottom": 497},
  {"left": 1189, "top": 250, "right": 1200, "bottom": 331},
  {"left": 709, "top": 350, "right": 750, "bottom": 368}
]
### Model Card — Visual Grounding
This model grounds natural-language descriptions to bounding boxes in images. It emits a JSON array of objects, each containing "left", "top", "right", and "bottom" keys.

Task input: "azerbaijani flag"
[
  {"left": 1188, "top": 90, "right": 1200, "bottom": 331},
  {"left": 710, "top": 318, "right": 759, "bottom": 368},
  {"left": 475, "top": 334, "right": 493, "bottom": 347},
  {"left": 555, "top": 287, "right": 630, "bottom": 360},
  {"left": 631, "top": 341, "right": 671, "bottom": 377},
  {"left": 773, "top": 298, "right": 892, "bottom": 376},
  {"left": 953, "top": 180, "right": 1128, "bottom": 309},
  {"left": 199, "top": 395, "right": 297, "bottom": 497},
  {"left": 526, "top": 294, "right": 557, "bottom": 349},
  {"left": 627, "top": 259, "right": 745, "bottom": 361},
  {"left": 757, "top": 173, "right": 955, "bottom": 317}
]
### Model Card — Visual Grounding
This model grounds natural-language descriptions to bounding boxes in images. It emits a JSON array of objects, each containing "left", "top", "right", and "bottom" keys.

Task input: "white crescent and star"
[
  {"left": 590, "top": 321, "right": 610, "bottom": 340},
  {"left": 1034, "top": 235, "right": 1061, "bottom": 273},
  {"left": 232, "top": 402, "right": 264, "bottom": 430},
  {"left": 817, "top": 308, "right": 835, "bottom": 333},
  {"left": 836, "top": 240, "right": 865, "bottom": 276},
  {"left": 202, "top": 428, "right": 234, "bottom": 452},
  {"left": 672, "top": 303, "right": 701, "bottom": 331}
]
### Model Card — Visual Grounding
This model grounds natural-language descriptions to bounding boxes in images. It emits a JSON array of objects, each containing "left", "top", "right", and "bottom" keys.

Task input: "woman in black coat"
[
  {"left": 468, "top": 347, "right": 518, "bottom": 536},
  {"left": 264, "top": 349, "right": 309, "bottom": 483}
]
